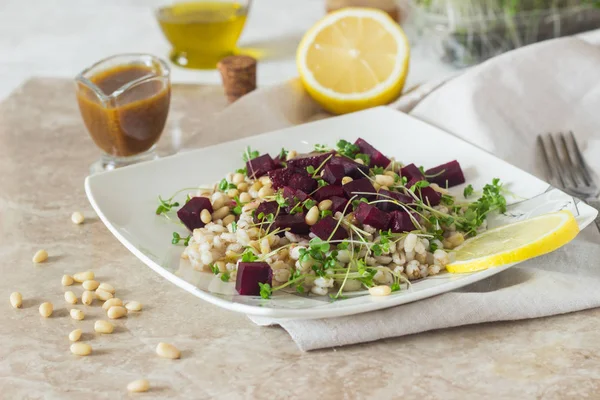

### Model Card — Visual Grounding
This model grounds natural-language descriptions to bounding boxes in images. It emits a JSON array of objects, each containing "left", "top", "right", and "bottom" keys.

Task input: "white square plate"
[{"left": 85, "top": 107, "right": 598, "bottom": 320}]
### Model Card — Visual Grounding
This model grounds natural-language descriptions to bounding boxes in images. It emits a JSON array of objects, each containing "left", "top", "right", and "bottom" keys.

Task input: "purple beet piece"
[
  {"left": 286, "top": 151, "right": 335, "bottom": 170},
  {"left": 401, "top": 163, "right": 425, "bottom": 182},
  {"left": 354, "top": 138, "right": 391, "bottom": 168},
  {"left": 282, "top": 186, "right": 308, "bottom": 212},
  {"left": 177, "top": 197, "right": 213, "bottom": 231},
  {"left": 329, "top": 156, "right": 369, "bottom": 179},
  {"left": 273, "top": 213, "right": 310, "bottom": 234},
  {"left": 271, "top": 154, "right": 286, "bottom": 169},
  {"left": 313, "top": 185, "right": 344, "bottom": 202},
  {"left": 419, "top": 187, "right": 442, "bottom": 206},
  {"left": 310, "top": 216, "right": 348, "bottom": 241},
  {"left": 388, "top": 211, "right": 417, "bottom": 233},
  {"left": 425, "top": 160, "right": 466, "bottom": 188},
  {"left": 246, "top": 154, "right": 276, "bottom": 179},
  {"left": 268, "top": 167, "right": 305, "bottom": 189},
  {"left": 406, "top": 177, "right": 421, "bottom": 189},
  {"left": 322, "top": 163, "right": 345, "bottom": 185},
  {"left": 254, "top": 201, "right": 280, "bottom": 223},
  {"left": 343, "top": 178, "right": 377, "bottom": 201},
  {"left": 354, "top": 202, "right": 391, "bottom": 230},
  {"left": 235, "top": 262, "right": 273, "bottom": 296},
  {"left": 289, "top": 173, "right": 317, "bottom": 193},
  {"left": 375, "top": 189, "right": 414, "bottom": 212},
  {"left": 330, "top": 196, "right": 349, "bottom": 214}
]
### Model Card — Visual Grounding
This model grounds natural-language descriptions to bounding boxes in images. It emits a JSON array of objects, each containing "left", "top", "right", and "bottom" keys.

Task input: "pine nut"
[
  {"left": 156, "top": 342, "right": 180, "bottom": 359},
  {"left": 239, "top": 192, "right": 252, "bottom": 203},
  {"left": 125, "top": 301, "right": 142, "bottom": 312},
  {"left": 305, "top": 206, "right": 320, "bottom": 226},
  {"left": 39, "top": 302, "right": 53, "bottom": 317},
  {"left": 94, "top": 320, "right": 114, "bottom": 334},
  {"left": 64, "top": 291, "right": 78, "bottom": 304},
  {"left": 127, "top": 379, "right": 150, "bottom": 393},
  {"left": 368, "top": 285, "right": 392, "bottom": 297},
  {"left": 226, "top": 189, "right": 239, "bottom": 199},
  {"left": 236, "top": 182, "right": 249, "bottom": 192},
  {"left": 32, "top": 249, "right": 48, "bottom": 263},
  {"left": 200, "top": 209, "right": 212, "bottom": 225},
  {"left": 70, "top": 309, "right": 85, "bottom": 320},
  {"left": 232, "top": 173, "right": 245, "bottom": 185},
  {"left": 95, "top": 289, "right": 113, "bottom": 301},
  {"left": 258, "top": 176, "right": 272, "bottom": 186},
  {"left": 250, "top": 182, "right": 262, "bottom": 192},
  {"left": 102, "top": 298, "right": 123, "bottom": 310},
  {"left": 97, "top": 282, "right": 115, "bottom": 294},
  {"left": 375, "top": 174, "right": 395, "bottom": 187},
  {"left": 71, "top": 211, "right": 85, "bottom": 224},
  {"left": 10, "top": 292, "right": 22, "bottom": 308},
  {"left": 354, "top": 158, "right": 365, "bottom": 165},
  {"left": 82, "top": 280, "right": 99, "bottom": 291},
  {"left": 384, "top": 170, "right": 397, "bottom": 177},
  {"left": 62, "top": 274, "right": 74, "bottom": 286},
  {"left": 258, "top": 186, "right": 274, "bottom": 199},
  {"left": 82, "top": 291, "right": 95, "bottom": 305},
  {"left": 69, "top": 328, "right": 82, "bottom": 342},
  {"left": 222, "top": 214, "right": 235, "bottom": 227},
  {"left": 212, "top": 206, "right": 230, "bottom": 221},
  {"left": 70, "top": 343, "right": 92, "bottom": 356},
  {"left": 107, "top": 305, "right": 127, "bottom": 319},
  {"left": 341, "top": 176, "right": 353, "bottom": 185},
  {"left": 286, "top": 150, "right": 297, "bottom": 160},
  {"left": 318, "top": 199, "right": 332, "bottom": 211},
  {"left": 242, "top": 201, "right": 259, "bottom": 212},
  {"left": 211, "top": 197, "right": 225, "bottom": 210},
  {"left": 73, "top": 271, "right": 94, "bottom": 283}
]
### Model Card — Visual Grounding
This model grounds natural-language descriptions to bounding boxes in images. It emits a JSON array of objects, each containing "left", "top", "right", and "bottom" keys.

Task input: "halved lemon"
[
  {"left": 297, "top": 7, "right": 410, "bottom": 115},
  {"left": 446, "top": 211, "right": 579, "bottom": 274}
]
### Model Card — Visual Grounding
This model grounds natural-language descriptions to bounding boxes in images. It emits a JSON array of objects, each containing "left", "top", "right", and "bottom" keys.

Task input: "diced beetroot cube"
[
  {"left": 310, "top": 216, "right": 348, "bottom": 242},
  {"left": 289, "top": 173, "right": 317, "bottom": 193},
  {"left": 235, "top": 262, "right": 273, "bottom": 296},
  {"left": 425, "top": 160, "right": 466, "bottom": 188},
  {"left": 354, "top": 138, "right": 391, "bottom": 168},
  {"left": 375, "top": 189, "right": 414, "bottom": 212},
  {"left": 268, "top": 167, "right": 305, "bottom": 189},
  {"left": 329, "top": 156, "right": 369, "bottom": 179},
  {"left": 322, "top": 163, "right": 345, "bottom": 185},
  {"left": 406, "top": 177, "right": 421, "bottom": 189},
  {"left": 313, "top": 185, "right": 344, "bottom": 202},
  {"left": 419, "top": 187, "right": 442, "bottom": 206},
  {"left": 388, "top": 211, "right": 417, "bottom": 233},
  {"left": 343, "top": 178, "right": 377, "bottom": 201},
  {"left": 273, "top": 213, "right": 310, "bottom": 234},
  {"left": 354, "top": 202, "right": 391, "bottom": 230},
  {"left": 271, "top": 154, "right": 286, "bottom": 169},
  {"left": 246, "top": 154, "right": 276, "bottom": 179},
  {"left": 286, "top": 151, "right": 335, "bottom": 170},
  {"left": 254, "top": 201, "right": 280, "bottom": 223},
  {"left": 282, "top": 187, "right": 308, "bottom": 212},
  {"left": 401, "top": 163, "right": 424, "bottom": 182},
  {"left": 330, "top": 196, "right": 349, "bottom": 214},
  {"left": 177, "top": 197, "right": 213, "bottom": 231}
]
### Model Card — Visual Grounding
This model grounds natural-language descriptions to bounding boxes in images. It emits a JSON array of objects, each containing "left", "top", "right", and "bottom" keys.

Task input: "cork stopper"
[{"left": 217, "top": 55, "right": 257, "bottom": 103}]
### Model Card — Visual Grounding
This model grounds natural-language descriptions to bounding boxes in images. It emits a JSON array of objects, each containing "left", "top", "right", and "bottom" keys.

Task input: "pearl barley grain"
[
  {"left": 156, "top": 342, "right": 180, "bottom": 359},
  {"left": 62, "top": 274, "right": 74, "bottom": 286},
  {"left": 82, "top": 291, "right": 95, "bottom": 305},
  {"left": 70, "top": 343, "right": 92, "bottom": 356},
  {"left": 70, "top": 309, "right": 85, "bottom": 321},
  {"left": 10, "top": 292, "right": 22, "bottom": 308},
  {"left": 32, "top": 249, "right": 48, "bottom": 263},
  {"left": 125, "top": 301, "right": 142, "bottom": 312},
  {"left": 69, "top": 329, "right": 82, "bottom": 342},
  {"left": 71, "top": 212, "right": 85, "bottom": 225},
  {"left": 368, "top": 285, "right": 392, "bottom": 297},
  {"left": 127, "top": 379, "right": 150, "bottom": 393},
  {"left": 39, "top": 302, "right": 53, "bottom": 317}
]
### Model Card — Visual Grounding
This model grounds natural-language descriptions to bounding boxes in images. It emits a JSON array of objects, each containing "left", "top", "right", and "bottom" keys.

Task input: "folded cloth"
[{"left": 187, "top": 37, "right": 600, "bottom": 351}]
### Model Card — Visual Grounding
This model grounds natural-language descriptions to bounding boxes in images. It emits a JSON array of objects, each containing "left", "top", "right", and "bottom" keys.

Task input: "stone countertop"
[{"left": 1, "top": 78, "right": 600, "bottom": 399}]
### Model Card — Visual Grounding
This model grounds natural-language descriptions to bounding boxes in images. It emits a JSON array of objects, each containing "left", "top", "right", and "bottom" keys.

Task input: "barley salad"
[{"left": 155, "top": 138, "right": 507, "bottom": 299}]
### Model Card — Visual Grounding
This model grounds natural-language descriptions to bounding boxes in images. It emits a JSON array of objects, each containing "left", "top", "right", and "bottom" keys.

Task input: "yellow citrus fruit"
[
  {"left": 296, "top": 7, "right": 410, "bottom": 115},
  {"left": 447, "top": 211, "right": 579, "bottom": 274}
]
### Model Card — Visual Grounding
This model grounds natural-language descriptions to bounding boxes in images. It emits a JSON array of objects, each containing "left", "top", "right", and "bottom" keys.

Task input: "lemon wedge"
[
  {"left": 446, "top": 211, "right": 579, "bottom": 274},
  {"left": 296, "top": 7, "right": 410, "bottom": 115}
]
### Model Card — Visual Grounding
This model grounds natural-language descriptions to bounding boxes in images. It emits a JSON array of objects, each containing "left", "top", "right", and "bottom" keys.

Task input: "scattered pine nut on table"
[
  {"left": 71, "top": 211, "right": 84, "bottom": 225},
  {"left": 32, "top": 249, "right": 48, "bottom": 263},
  {"left": 102, "top": 298, "right": 123, "bottom": 310},
  {"left": 61, "top": 274, "right": 74, "bottom": 286},
  {"left": 125, "top": 301, "right": 142, "bottom": 312},
  {"left": 9, "top": 292, "right": 22, "bottom": 308},
  {"left": 68, "top": 329, "right": 82, "bottom": 342},
  {"left": 70, "top": 343, "right": 92, "bottom": 356},
  {"left": 156, "top": 342, "right": 180, "bottom": 359},
  {"left": 39, "top": 302, "right": 53, "bottom": 317},
  {"left": 127, "top": 379, "right": 150, "bottom": 393}
]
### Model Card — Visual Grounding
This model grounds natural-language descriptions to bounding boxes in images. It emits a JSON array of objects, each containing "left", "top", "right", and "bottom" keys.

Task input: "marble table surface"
[{"left": 2, "top": 77, "right": 600, "bottom": 399}]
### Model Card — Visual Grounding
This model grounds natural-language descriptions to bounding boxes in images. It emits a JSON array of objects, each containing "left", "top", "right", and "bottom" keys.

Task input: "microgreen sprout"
[{"left": 171, "top": 232, "right": 191, "bottom": 246}]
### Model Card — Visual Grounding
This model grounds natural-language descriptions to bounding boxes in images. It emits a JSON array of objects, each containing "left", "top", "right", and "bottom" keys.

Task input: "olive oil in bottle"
[{"left": 156, "top": 1, "right": 249, "bottom": 69}]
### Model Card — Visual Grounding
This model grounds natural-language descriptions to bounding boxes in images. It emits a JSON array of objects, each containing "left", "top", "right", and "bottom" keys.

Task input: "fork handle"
[{"left": 585, "top": 199, "right": 600, "bottom": 232}]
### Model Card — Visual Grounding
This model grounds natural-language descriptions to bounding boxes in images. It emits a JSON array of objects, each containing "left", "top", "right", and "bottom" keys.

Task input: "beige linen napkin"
[{"left": 188, "top": 37, "right": 600, "bottom": 351}]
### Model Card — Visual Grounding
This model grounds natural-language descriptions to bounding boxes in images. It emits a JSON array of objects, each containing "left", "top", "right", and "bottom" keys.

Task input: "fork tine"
[
  {"left": 547, "top": 134, "right": 572, "bottom": 188},
  {"left": 567, "top": 131, "right": 595, "bottom": 186},
  {"left": 558, "top": 133, "right": 586, "bottom": 186},
  {"left": 538, "top": 135, "right": 557, "bottom": 185}
]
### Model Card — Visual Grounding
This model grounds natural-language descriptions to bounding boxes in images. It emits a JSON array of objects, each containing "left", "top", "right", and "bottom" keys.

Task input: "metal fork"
[{"left": 538, "top": 132, "right": 600, "bottom": 231}]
